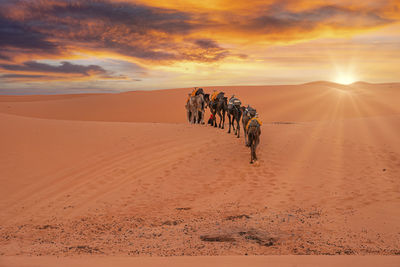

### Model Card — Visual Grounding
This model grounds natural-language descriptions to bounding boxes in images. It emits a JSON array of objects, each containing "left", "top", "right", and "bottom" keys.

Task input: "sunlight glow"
[
  {"left": 335, "top": 68, "right": 357, "bottom": 85},
  {"left": 335, "top": 72, "right": 357, "bottom": 85}
]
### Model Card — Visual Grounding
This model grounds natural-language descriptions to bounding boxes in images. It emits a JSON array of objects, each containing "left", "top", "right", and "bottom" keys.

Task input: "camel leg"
[
  {"left": 253, "top": 142, "right": 257, "bottom": 161},
  {"left": 217, "top": 110, "right": 222, "bottom": 128},
  {"left": 251, "top": 143, "right": 256, "bottom": 163},
  {"left": 236, "top": 118, "right": 240, "bottom": 138},
  {"left": 250, "top": 139, "right": 254, "bottom": 164},
  {"left": 227, "top": 113, "right": 232, "bottom": 133},
  {"left": 243, "top": 121, "right": 247, "bottom": 145},
  {"left": 197, "top": 111, "right": 202, "bottom": 124},
  {"left": 234, "top": 114, "right": 237, "bottom": 135},
  {"left": 192, "top": 108, "right": 198, "bottom": 124},
  {"left": 244, "top": 124, "right": 249, "bottom": 146},
  {"left": 191, "top": 111, "right": 195, "bottom": 124},
  {"left": 221, "top": 110, "right": 225, "bottom": 129},
  {"left": 254, "top": 135, "right": 259, "bottom": 160}
]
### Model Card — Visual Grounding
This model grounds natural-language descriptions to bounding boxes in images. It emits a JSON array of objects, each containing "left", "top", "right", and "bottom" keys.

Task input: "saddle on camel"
[
  {"left": 191, "top": 87, "right": 204, "bottom": 96},
  {"left": 246, "top": 116, "right": 262, "bottom": 131},
  {"left": 211, "top": 91, "right": 224, "bottom": 102},
  {"left": 187, "top": 87, "right": 205, "bottom": 103},
  {"left": 228, "top": 95, "right": 241, "bottom": 109}
]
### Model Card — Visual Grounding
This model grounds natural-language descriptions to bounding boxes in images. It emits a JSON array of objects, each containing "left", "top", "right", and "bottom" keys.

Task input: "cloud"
[
  {"left": 0, "top": 14, "right": 57, "bottom": 51},
  {"left": 0, "top": 53, "right": 10, "bottom": 60},
  {"left": 224, "top": 4, "right": 393, "bottom": 42},
  {"left": 0, "top": 74, "right": 49, "bottom": 79},
  {"left": 0, "top": 0, "right": 398, "bottom": 90},
  {"left": 195, "top": 39, "right": 221, "bottom": 49},
  {"left": 1, "top": 61, "right": 108, "bottom": 76},
  {"left": 0, "top": 0, "right": 238, "bottom": 64},
  {"left": 1, "top": 0, "right": 394, "bottom": 65}
]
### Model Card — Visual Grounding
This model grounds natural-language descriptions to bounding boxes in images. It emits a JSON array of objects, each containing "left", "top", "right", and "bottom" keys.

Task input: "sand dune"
[
  {"left": 0, "top": 83, "right": 400, "bottom": 262},
  {"left": 0, "top": 82, "right": 399, "bottom": 123}
]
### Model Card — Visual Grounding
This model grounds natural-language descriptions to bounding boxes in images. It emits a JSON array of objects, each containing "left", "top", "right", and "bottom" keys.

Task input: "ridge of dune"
[{"left": 0, "top": 83, "right": 399, "bottom": 124}]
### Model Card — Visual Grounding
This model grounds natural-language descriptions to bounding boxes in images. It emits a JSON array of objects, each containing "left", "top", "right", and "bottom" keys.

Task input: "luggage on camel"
[
  {"left": 246, "top": 117, "right": 262, "bottom": 131},
  {"left": 211, "top": 91, "right": 219, "bottom": 101},
  {"left": 211, "top": 91, "right": 224, "bottom": 102},
  {"left": 191, "top": 87, "right": 204, "bottom": 97},
  {"left": 228, "top": 95, "right": 241, "bottom": 109},
  {"left": 191, "top": 88, "right": 198, "bottom": 97}
]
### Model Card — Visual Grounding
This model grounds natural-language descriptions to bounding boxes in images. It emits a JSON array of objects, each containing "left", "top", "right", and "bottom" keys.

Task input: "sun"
[
  {"left": 335, "top": 73, "right": 357, "bottom": 85},
  {"left": 333, "top": 65, "right": 357, "bottom": 85}
]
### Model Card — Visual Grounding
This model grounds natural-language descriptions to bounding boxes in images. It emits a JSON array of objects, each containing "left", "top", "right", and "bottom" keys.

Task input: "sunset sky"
[{"left": 0, "top": 0, "right": 399, "bottom": 94}]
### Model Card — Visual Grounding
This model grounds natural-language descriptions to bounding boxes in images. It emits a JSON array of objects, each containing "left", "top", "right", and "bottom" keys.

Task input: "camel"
[
  {"left": 247, "top": 118, "right": 261, "bottom": 164},
  {"left": 241, "top": 105, "right": 257, "bottom": 146},
  {"left": 209, "top": 92, "right": 227, "bottom": 128},
  {"left": 227, "top": 95, "right": 242, "bottom": 138},
  {"left": 186, "top": 92, "right": 206, "bottom": 124}
]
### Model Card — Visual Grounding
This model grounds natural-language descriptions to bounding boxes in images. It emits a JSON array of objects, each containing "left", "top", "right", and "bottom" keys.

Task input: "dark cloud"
[
  {"left": 195, "top": 39, "right": 221, "bottom": 49},
  {"left": 0, "top": 0, "right": 237, "bottom": 63},
  {"left": 3, "top": 0, "right": 200, "bottom": 61},
  {"left": 1, "top": 61, "right": 107, "bottom": 76},
  {"left": 0, "top": 74, "right": 49, "bottom": 79},
  {"left": 0, "top": 14, "right": 57, "bottom": 51},
  {"left": 37, "top": 1, "right": 194, "bottom": 34},
  {"left": 175, "top": 38, "right": 231, "bottom": 62},
  {"left": 247, "top": 4, "right": 391, "bottom": 34},
  {"left": 0, "top": 53, "right": 10, "bottom": 60}
]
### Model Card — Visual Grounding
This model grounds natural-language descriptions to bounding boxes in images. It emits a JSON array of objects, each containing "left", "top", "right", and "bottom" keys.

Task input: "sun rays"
[{"left": 335, "top": 73, "right": 357, "bottom": 85}]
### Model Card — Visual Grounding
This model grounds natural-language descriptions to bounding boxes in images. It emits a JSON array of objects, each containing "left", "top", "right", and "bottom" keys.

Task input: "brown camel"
[
  {"left": 186, "top": 93, "right": 206, "bottom": 124},
  {"left": 241, "top": 105, "right": 257, "bottom": 146},
  {"left": 247, "top": 118, "right": 261, "bottom": 164},
  {"left": 227, "top": 95, "right": 242, "bottom": 138},
  {"left": 209, "top": 92, "right": 227, "bottom": 128}
]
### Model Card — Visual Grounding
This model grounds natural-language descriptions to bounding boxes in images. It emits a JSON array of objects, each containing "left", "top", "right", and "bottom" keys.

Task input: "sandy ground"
[
  {"left": 1, "top": 255, "right": 399, "bottom": 267},
  {"left": 0, "top": 82, "right": 399, "bottom": 264}
]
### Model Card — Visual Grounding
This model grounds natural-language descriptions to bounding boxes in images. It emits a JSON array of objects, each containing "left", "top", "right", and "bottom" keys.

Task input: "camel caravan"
[{"left": 186, "top": 88, "right": 262, "bottom": 164}]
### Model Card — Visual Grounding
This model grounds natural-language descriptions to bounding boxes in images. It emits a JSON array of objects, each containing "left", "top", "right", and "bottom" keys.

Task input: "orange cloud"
[{"left": 0, "top": 0, "right": 399, "bottom": 90}]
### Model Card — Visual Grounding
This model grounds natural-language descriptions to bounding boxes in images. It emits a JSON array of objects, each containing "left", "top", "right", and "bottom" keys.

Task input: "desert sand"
[{"left": 0, "top": 82, "right": 399, "bottom": 266}]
